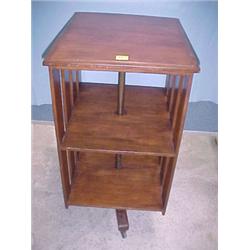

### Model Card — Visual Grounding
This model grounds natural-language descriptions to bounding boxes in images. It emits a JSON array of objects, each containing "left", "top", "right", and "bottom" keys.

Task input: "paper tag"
[{"left": 115, "top": 55, "right": 129, "bottom": 61}]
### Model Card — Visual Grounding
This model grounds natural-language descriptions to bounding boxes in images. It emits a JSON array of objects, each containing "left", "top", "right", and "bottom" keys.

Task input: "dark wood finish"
[
  {"left": 68, "top": 153, "right": 162, "bottom": 211},
  {"left": 61, "top": 83, "right": 175, "bottom": 157},
  {"left": 44, "top": 12, "right": 199, "bottom": 237},
  {"left": 116, "top": 209, "right": 129, "bottom": 238},
  {"left": 43, "top": 13, "right": 199, "bottom": 74}
]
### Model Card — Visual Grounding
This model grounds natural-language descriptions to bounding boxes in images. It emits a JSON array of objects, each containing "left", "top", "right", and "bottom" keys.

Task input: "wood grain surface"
[
  {"left": 43, "top": 12, "right": 200, "bottom": 74},
  {"left": 61, "top": 83, "right": 175, "bottom": 157},
  {"left": 68, "top": 152, "right": 163, "bottom": 211}
]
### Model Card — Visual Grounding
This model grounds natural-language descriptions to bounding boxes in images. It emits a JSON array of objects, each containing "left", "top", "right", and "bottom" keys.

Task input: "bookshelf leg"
[{"left": 116, "top": 209, "right": 129, "bottom": 238}]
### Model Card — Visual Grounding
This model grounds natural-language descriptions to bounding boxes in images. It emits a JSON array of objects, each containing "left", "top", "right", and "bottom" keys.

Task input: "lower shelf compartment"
[{"left": 68, "top": 153, "right": 163, "bottom": 211}]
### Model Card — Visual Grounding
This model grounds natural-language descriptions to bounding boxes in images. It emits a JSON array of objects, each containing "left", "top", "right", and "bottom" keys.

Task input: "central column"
[
  {"left": 117, "top": 72, "right": 126, "bottom": 115},
  {"left": 116, "top": 72, "right": 126, "bottom": 169}
]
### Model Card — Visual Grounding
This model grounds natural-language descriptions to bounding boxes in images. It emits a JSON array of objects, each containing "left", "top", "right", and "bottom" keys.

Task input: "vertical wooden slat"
[
  {"left": 61, "top": 70, "right": 72, "bottom": 122},
  {"left": 61, "top": 69, "right": 77, "bottom": 184},
  {"left": 75, "top": 70, "right": 80, "bottom": 97},
  {"left": 66, "top": 150, "right": 72, "bottom": 184},
  {"left": 164, "top": 74, "right": 170, "bottom": 96},
  {"left": 172, "top": 76, "right": 184, "bottom": 129},
  {"left": 162, "top": 74, "right": 193, "bottom": 215},
  {"left": 60, "top": 69, "right": 69, "bottom": 127},
  {"left": 49, "top": 68, "right": 64, "bottom": 141},
  {"left": 173, "top": 75, "right": 193, "bottom": 146},
  {"left": 73, "top": 151, "right": 78, "bottom": 176},
  {"left": 166, "top": 75, "right": 172, "bottom": 110},
  {"left": 73, "top": 71, "right": 79, "bottom": 179},
  {"left": 69, "top": 70, "right": 74, "bottom": 108},
  {"left": 49, "top": 67, "right": 70, "bottom": 208},
  {"left": 168, "top": 75, "right": 176, "bottom": 113}
]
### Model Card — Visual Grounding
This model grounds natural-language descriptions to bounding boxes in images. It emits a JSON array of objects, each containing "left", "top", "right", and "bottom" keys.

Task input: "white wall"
[{"left": 32, "top": 0, "right": 217, "bottom": 105}]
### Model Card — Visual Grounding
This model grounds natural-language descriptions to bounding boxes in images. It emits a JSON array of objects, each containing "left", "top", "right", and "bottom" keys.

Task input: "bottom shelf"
[{"left": 68, "top": 153, "right": 163, "bottom": 211}]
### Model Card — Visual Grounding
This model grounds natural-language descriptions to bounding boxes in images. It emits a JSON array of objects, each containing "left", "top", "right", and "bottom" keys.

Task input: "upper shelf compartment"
[
  {"left": 61, "top": 83, "right": 176, "bottom": 157},
  {"left": 43, "top": 12, "right": 200, "bottom": 74}
]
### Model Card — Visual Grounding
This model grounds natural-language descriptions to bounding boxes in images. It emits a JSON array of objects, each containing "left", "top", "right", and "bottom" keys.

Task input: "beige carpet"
[{"left": 32, "top": 123, "right": 217, "bottom": 250}]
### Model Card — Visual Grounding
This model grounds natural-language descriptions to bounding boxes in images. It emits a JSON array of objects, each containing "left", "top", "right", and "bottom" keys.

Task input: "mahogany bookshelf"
[{"left": 43, "top": 12, "right": 200, "bottom": 238}]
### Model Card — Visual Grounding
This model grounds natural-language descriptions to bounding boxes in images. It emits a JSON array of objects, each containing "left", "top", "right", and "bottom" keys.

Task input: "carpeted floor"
[{"left": 32, "top": 123, "right": 217, "bottom": 250}]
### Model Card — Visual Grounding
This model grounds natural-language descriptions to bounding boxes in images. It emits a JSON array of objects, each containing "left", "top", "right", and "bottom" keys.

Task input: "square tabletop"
[{"left": 43, "top": 12, "right": 200, "bottom": 74}]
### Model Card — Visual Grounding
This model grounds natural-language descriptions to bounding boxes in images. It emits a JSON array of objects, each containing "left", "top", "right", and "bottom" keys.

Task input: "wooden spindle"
[
  {"left": 115, "top": 72, "right": 126, "bottom": 169},
  {"left": 117, "top": 72, "right": 126, "bottom": 115}
]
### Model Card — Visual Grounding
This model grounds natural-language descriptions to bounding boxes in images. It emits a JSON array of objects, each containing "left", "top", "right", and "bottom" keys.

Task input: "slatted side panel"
[
  {"left": 60, "top": 70, "right": 81, "bottom": 183},
  {"left": 162, "top": 74, "right": 193, "bottom": 214},
  {"left": 49, "top": 67, "right": 70, "bottom": 207}
]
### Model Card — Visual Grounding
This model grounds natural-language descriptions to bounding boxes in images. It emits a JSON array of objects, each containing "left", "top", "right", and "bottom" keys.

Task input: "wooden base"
[{"left": 116, "top": 209, "right": 129, "bottom": 238}]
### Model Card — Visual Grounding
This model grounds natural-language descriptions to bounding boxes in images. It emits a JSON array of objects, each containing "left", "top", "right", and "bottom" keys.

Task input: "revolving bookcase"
[{"left": 43, "top": 12, "right": 200, "bottom": 238}]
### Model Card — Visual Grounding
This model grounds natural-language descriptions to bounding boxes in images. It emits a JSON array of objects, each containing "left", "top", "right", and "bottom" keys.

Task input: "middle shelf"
[{"left": 61, "top": 83, "right": 176, "bottom": 157}]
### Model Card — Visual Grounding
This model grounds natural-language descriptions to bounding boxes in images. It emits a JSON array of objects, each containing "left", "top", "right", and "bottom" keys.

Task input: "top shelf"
[{"left": 43, "top": 12, "right": 200, "bottom": 74}]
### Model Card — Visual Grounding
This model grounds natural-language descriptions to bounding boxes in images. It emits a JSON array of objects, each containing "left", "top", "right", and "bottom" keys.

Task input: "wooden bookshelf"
[{"left": 43, "top": 12, "right": 200, "bottom": 238}]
